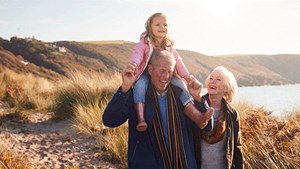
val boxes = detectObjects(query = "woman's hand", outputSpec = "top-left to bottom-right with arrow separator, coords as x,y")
187,75 -> 203,101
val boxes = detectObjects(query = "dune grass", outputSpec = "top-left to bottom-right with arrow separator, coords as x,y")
97,124 -> 128,169
0,69 -> 54,111
0,69 -> 55,124
51,71 -> 121,134
236,101 -> 300,169
1,70 -> 299,169
0,145 -> 30,169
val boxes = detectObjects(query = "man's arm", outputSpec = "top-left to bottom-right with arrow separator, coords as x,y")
102,88 -> 131,127
102,63 -> 137,127
121,62 -> 138,92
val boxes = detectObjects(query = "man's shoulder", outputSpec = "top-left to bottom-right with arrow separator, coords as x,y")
170,84 -> 183,99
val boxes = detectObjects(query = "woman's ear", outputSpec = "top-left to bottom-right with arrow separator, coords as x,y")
224,85 -> 231,95
223,86 -> 228,93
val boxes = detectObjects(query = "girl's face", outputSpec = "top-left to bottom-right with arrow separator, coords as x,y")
206,70 -> 227,96
150,15 -> 169,39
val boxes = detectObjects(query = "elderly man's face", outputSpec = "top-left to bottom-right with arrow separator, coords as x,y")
148,58 -> 175,94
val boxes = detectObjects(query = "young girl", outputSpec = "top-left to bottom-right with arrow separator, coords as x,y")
130,12 -> 213,132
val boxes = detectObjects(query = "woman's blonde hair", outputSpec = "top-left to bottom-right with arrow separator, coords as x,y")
205,66 -> 238,102
144,12 -> 174,48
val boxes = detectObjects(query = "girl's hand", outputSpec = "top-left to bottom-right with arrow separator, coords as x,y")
183,75 -> 192,83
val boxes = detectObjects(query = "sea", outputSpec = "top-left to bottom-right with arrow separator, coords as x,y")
202,84 -> 300,118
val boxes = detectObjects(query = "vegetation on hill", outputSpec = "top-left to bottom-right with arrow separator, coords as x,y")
0,69 -> 299,169
1,37 -> 300,86
0,37 -> 116,79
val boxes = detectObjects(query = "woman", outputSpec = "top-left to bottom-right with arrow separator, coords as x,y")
191,66 -> 244,169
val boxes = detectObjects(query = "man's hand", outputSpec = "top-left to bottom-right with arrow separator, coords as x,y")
121,62 -> 137,92
187,75 -> 203,101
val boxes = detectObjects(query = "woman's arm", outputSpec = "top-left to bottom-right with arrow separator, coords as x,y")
233,109 -> 244,169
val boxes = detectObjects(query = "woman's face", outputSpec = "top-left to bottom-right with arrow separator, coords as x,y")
206,70 -> 227,96
150,15 -> 169,39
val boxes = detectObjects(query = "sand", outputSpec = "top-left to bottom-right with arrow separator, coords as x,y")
0,106 -> 117,169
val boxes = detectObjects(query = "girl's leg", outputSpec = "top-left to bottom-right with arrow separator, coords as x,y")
133,74 -> 149,132
170,76 -> 193,106
171,76 -> 214,130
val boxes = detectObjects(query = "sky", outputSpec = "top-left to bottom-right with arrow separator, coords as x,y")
0,0 -> 299,55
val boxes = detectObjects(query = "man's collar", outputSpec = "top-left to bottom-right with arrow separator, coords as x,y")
156,89 -> 168,97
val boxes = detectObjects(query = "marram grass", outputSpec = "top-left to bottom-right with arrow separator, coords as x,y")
1,70 -> 299,169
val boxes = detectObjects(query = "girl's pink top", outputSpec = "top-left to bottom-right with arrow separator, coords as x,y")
130,36 -> 189,80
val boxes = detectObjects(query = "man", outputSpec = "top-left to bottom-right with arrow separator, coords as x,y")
103,50 -> 213,169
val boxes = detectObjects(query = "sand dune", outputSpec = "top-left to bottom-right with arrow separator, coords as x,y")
0,108 -> 116,169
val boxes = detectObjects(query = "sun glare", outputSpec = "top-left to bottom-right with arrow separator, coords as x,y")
203,0 -> 240,18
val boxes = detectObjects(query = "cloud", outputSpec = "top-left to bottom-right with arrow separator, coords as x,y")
0,20 -> 9,26
0,5 -> 8,9
41,18 -> 64,24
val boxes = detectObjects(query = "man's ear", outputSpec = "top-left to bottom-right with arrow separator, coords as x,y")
148,64 -> 153,76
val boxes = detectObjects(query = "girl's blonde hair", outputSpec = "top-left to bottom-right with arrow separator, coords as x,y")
205,66 -> 238,102
144,12 -> 174,48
